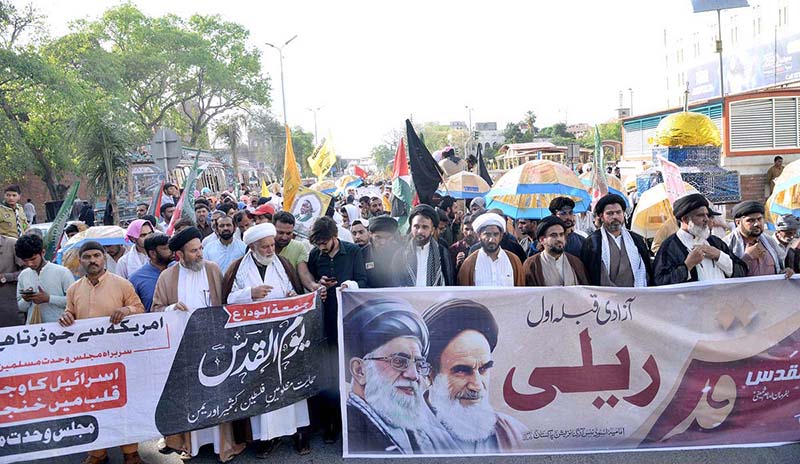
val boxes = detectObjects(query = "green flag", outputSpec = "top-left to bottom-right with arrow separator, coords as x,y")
181,150 -> 202,224
391,138 -> 414,234
590,126 -> 609,209
44,182 -> 80,261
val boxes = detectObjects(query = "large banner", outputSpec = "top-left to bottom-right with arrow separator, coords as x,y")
338,276 -> 800,457
0,294 -> 323,463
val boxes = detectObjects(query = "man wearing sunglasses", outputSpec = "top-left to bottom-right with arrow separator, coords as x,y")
343,298 -> 456,454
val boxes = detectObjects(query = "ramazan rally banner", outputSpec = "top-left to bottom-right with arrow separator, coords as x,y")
0,294 -> 323,463
338,276 -> 800,457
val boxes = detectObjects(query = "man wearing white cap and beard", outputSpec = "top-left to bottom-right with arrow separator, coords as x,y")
457,213 -> 525,286
221,222 -> 312,456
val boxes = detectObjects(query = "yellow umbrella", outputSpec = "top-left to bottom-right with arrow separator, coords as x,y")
310,179 -> 336,194
437,171 -> 491,199
631,182 -> 698,238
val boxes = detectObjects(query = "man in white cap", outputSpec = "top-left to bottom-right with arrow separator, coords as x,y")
221,222 -> 312,457
457,212 -> 525,286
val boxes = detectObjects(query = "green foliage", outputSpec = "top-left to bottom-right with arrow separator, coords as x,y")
578,121 -> 622,148
290,125 -> 315,177
370,144 -> 394,171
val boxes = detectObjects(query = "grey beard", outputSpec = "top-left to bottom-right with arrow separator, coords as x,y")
183,258 -> 203,272
252,251 -> 275,266
364,358 -> 426,431
428,373 -> 497,442
688,223 -> 711,242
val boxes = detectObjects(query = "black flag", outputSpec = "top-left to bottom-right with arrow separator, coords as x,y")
476,143 -> 493,187
405,119 -> 443,205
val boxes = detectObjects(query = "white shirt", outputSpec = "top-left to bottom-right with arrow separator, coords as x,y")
474,248 -> 515,287
227,253 -> 292,304
17,262 -> 75,324
676,229 -> 733,281
415,242 -> 430,287
116,248 -> 148,280
176,264 -> 210,311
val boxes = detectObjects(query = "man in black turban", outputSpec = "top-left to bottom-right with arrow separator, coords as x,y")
724,200 -> 791,277
421,299 -> 528,453
362,216 -> 400,288
343,298 -> 456,454
653,193 -> 747,285
392,205 -> 455,287
580,194 -> 653,287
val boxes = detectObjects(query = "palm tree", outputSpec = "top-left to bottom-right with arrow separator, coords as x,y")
214,114 -> 247,188
71,105 -> 131,224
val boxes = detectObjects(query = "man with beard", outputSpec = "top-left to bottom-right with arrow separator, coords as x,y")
362,216 -> 399,288
117,219 -> 154,279
653,194 -> 747,285
393,205 -> 455,287
458,213 -> 525,286
343,298 -> 457,454
151,227 -> 245,462
548,197 -> 587,256
351,218 -> 371,247
203,215 -> 247,273
136,202 -> 148,219
359,196 -> 371,220
221,223 -> 311,456
369,197 -> 385,217
466,210 -> 527,264
159,203 -> 175,230
422,299 -> 529,452
524,216 -> 590,286
724,200 -> 791,277
129,233 -> 174,311
774,214 -> 798,263
59,241 -> 146,464
581,194 -> 653,287
195,203 -> 214,238
450,214 -> 477,271
233,209 -> 255,242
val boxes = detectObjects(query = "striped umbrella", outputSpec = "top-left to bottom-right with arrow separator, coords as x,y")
579,171 -> 630,208
485,160 -> 590,219
631,182 -> 698,238
310,179 -> 337,194
437,171 -> 491,199
335,174 -> 363,194
768,159 -> 800,221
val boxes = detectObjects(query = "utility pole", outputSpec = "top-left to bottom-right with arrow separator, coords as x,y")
265,35 -> 298,127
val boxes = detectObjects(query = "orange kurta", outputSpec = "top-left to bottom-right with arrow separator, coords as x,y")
66,271 -> 144,320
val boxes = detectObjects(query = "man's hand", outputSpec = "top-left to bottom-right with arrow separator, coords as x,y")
316,285 -> 328,302
745,242 -> 765,260
287,290 -> 297,297
59,311 -> 75,327
174,301 -> 189,312
699,245 -> 721,261
319,276 -> 337,288
685,247 -> 705,269
109,307 -> 130,324
456,252 -> 466,267
251,285 -> 273,300
24,287 -> 50,304
784,268 -> 795,279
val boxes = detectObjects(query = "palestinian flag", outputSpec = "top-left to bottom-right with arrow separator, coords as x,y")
391,138 -> 414,233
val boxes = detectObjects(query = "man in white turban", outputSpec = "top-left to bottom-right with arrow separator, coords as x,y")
457,213 -> 524,286
220,222 -> 312,456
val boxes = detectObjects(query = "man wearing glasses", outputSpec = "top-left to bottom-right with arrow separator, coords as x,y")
548,197 -> 587,257
343,298 -> 457,454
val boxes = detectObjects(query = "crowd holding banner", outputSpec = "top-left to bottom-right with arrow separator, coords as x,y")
1,118 -> 800,463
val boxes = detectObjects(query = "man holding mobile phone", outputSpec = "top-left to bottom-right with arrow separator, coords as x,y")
306,216 -> 368,444
15,234 -> 74,324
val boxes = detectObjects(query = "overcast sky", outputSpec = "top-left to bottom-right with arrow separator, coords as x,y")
29,0 -> 704,157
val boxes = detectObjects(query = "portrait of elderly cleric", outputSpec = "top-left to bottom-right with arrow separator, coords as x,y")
422,299 -> 529,453
343,298 -> 457,454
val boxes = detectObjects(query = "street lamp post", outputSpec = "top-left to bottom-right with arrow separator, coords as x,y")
465,105 -> 474,157
265,35 -> 298,127
306,106 -> 324,146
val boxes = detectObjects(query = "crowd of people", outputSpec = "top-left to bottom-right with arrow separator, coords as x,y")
1,170 -> 799,462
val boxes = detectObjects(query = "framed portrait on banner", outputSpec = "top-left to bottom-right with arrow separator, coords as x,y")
290,187 -> 332,239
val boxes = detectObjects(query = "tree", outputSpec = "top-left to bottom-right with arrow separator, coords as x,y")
0,2 -> 77,199
578,121 -> 622,148
70,102 -> 132,224
503,122 -> 527,144
290,126 -> 315,177
370,144 -> 394,171
213,113 -> 247,187
180,15 -> 270,146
